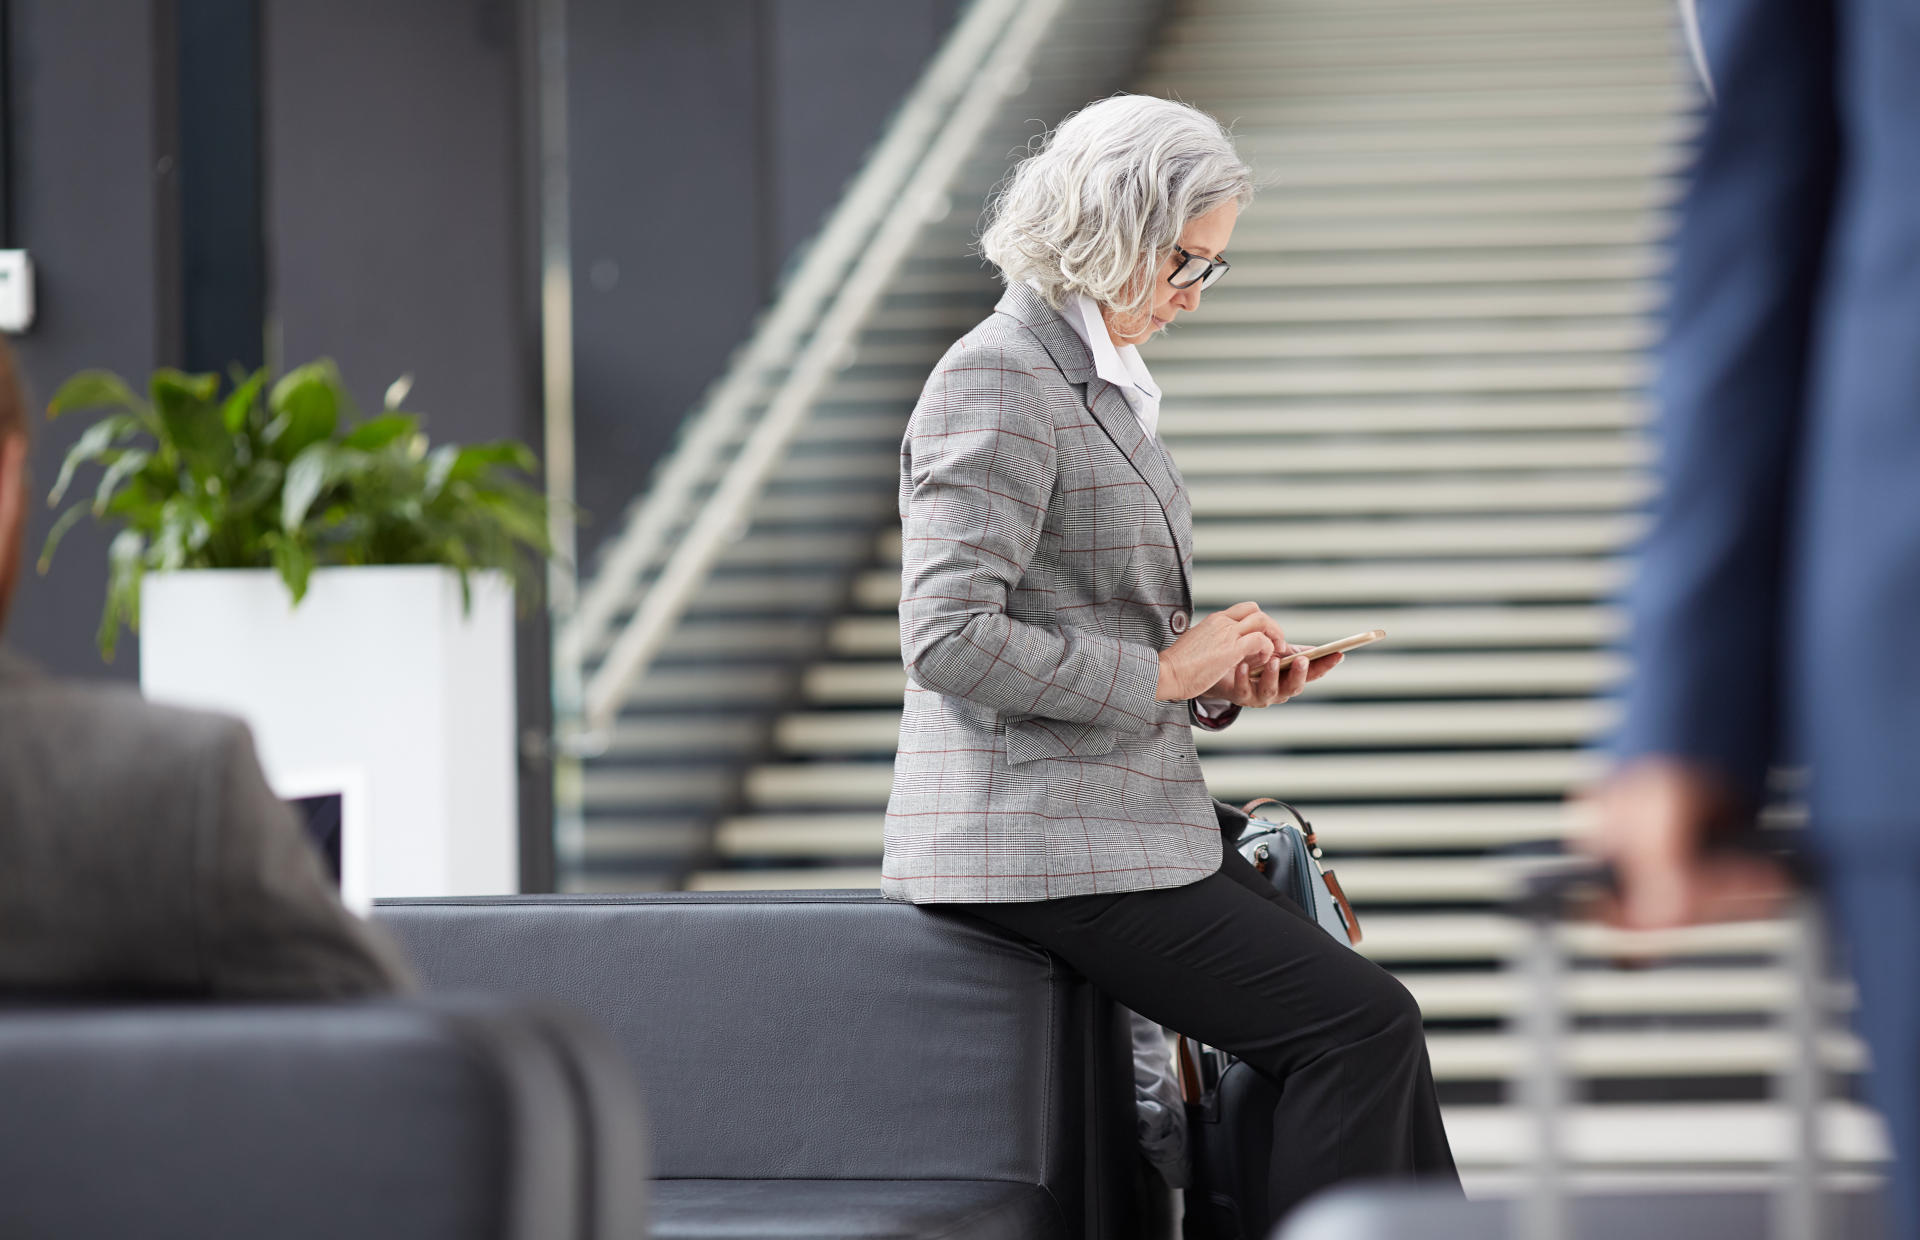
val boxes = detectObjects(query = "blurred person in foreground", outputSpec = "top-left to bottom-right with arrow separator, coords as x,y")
0,338 -> 409,997
1584,0 -> 1920,1231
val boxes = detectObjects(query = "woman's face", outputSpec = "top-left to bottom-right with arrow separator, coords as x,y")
1101,197 -> 1240,348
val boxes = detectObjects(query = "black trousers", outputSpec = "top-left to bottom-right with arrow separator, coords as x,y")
954,820 -> 1461,1226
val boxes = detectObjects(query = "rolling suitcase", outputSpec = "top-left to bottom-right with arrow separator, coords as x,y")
1274,861 -> 1886,1240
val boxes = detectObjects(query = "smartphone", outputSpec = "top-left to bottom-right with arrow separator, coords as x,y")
1272,628 -> 1385,668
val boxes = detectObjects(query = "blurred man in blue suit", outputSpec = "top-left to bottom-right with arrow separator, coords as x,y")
1587,0 -> 1920,1230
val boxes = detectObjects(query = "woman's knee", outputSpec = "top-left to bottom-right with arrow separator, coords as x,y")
1347,963 -> 1427,1052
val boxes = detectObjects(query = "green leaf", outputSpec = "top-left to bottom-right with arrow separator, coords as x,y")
151,495 -> 212,571
225,458 -> 284,517
47,371 -> 144,419
151,369 -> 235,481
48,413 -> 141,506
342,412 -> 419,452
265,360 -> 342,460
37,503 -> 89,574
92,448 -> 152,515
281,443 -> 333,532
150,368 -> 219,404
424,440 -> 537,500
270,535 -> 315,604
98,528 -> 147,661
221,369 -> 267,434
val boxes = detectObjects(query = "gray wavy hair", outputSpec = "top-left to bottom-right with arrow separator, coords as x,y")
978,94 -> 1253,322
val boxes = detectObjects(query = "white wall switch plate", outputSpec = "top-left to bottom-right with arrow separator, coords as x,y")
0,251 -> 35,333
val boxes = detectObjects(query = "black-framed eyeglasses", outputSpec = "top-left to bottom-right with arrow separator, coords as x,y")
1168,245 -> 1230,290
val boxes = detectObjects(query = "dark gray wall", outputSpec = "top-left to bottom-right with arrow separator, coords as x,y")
3,0 -> 170,681
765,0 -> 966,270
260,0 -> 551,888
263,0 -> 529,435
567,0 -> 961,560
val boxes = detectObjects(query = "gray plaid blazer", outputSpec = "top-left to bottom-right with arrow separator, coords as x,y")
882,281 -> 1241,904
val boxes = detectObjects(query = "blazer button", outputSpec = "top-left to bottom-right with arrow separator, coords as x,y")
1170,609 -> 1189,634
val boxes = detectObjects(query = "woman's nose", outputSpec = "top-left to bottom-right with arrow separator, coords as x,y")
1174,284 -> 1202,312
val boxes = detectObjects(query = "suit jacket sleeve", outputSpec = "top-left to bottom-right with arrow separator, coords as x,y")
898,345 -> 1163,734
1613,0 -> 1838,807
199,721 -> 415,998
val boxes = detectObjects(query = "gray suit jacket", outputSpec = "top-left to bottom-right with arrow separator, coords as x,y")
0,648 -> 411,997
883,281 -> 1238,904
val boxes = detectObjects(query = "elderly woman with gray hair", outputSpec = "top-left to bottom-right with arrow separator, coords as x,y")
881,95 -> 1459,1224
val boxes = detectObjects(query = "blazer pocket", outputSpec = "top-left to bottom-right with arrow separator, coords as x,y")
1004,716 -> 1123,767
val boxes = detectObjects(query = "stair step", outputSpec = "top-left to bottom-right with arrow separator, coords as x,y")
1151,359 -> 1652,397
828,605 -> 1627,657
806,650 -> 1628,706
1150,321 -> 1660,359
1175,88 -> 1691,130
1145,62 -> 1687,97
881,515 -> 1647,562
1407,968 -> 1836,1020
878,286 -> 1661,329
1155,34 -> 1677,76
716,802 -> 1580,857
1426,1029 -> 1865,1082
775,699 -> 1618,756
744,748 -> 1602,808
1158,399 -> 1650,437
855,321 -> 1660,368
862,559 -> 1631,612
1186,474 -> 1654,516
1444,1103 -> 1886,1171
1157,35 -> 1677,74
901,251 -> 1665,296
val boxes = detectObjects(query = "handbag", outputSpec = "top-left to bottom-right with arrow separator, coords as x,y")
1229,796 -> 1361,947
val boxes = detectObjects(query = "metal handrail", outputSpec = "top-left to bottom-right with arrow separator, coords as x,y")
555,0 -> 1024,681
566,0 -> 1067,740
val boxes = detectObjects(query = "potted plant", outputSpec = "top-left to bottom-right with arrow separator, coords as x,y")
40,361 -> 552,900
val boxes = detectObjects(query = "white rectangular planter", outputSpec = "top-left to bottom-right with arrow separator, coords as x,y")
139,565 -> 519,900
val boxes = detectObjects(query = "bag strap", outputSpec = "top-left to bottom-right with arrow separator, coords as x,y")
1175,1035 -> 1205,1104
1240,796 -> 1318,851
1321,868 -> 1363,945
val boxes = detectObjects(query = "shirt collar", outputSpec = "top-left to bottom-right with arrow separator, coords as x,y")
1027,281 -> 1161,438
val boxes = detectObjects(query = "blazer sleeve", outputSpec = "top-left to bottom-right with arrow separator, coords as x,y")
198,720 -> 415,998
1612,0 -> 1838,808
898,344 -> 1162,734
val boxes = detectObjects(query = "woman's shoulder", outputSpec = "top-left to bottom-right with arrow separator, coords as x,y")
917,307 -> 1068,402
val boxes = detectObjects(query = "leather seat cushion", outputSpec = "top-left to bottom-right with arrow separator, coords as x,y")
648,1179 -> 1065,1240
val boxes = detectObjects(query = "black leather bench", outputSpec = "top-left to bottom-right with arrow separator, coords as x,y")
0,997 -> 647,1239
376,891 -> 1154,1240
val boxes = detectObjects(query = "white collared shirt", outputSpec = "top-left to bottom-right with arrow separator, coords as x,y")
1029,282 -> 1163,440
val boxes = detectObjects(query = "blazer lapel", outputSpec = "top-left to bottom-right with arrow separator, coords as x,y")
994,283 -> 1195,599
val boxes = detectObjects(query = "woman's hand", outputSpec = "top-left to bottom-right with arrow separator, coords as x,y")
1155,601 -> 1280,701
1205,643 -> 1345,708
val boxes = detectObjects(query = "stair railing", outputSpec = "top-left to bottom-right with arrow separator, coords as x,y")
557,0 -> 1066,744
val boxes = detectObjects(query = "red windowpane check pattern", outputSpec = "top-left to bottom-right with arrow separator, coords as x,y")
883,282 -> 1241,904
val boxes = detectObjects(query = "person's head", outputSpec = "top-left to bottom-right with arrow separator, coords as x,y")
979,94 -> 1252,347
0,337 -> 28,634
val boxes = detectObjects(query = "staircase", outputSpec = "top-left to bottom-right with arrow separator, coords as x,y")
570,0 -> 1886,1197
